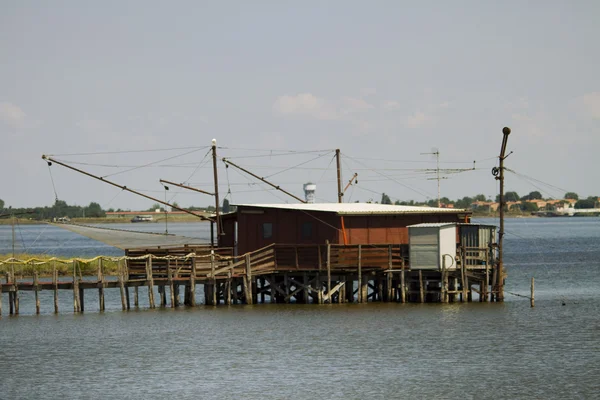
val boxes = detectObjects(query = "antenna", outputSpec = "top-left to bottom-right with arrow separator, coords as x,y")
421,148 -> 442,207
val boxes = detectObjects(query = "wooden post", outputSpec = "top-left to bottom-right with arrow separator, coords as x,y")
361,274 -> 368,304
98,258 -> 105,312
168,267 -> 175,308
418,270 -> 424,303
400,261 -> 406,304
227,270 -> 232,305
232,277 -> 239,304
147,256 -> 155,309
316,273 -> 323,304
79,285 -> 85,312
73,261 -> 79,313
357,245 -> 362,303
0,275 -> 2,316
211,251 -> 217,306
326,241 -> 331,304
461,248 -> 469,302
245,253 -> 253,305
302,273 -> 309,304
34,268 -> 40,314
284,273 -> 290,303
189,256 -> 196,306
387,245 -> 393,302
530,277 -> 535,308
318,245 -> 322,271
53,261 -> 59,313
12,263 -> 19,315
134,286 -> 139,307
118,260 -> 127,311
6,273 -> 13,315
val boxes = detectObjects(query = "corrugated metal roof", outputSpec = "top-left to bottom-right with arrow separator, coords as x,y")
233,203 -> 470,215
408,223 -> 457,228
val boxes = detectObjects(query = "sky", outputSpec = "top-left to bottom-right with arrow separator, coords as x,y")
1,1 -> 599,211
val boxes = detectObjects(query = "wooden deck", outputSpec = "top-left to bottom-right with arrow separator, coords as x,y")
0,242 -> 500,315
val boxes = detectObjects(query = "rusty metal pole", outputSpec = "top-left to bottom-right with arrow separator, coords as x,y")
335,149 -> 343,203
212,139 -> 222,239
496,127 -> 511,302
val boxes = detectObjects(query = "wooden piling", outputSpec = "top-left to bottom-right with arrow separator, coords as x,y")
400,262 -> 406,303
530,277 -> 535,308
53,261 -> 59,313
98,258 -> 105,312
12,263 -> 19,315
34,269 -> 40,314
211,251 -> 217,306
146,256 -> 155,309
244,253 -> 253,305
168,267 -> 175,308
118,261 -> 127,311
79,285 -> 85,312
134,286 -> 139,307
6,273 -> 13,315
357,245 -> 362,303
189,256 -> 196,307
0,276 -> 2,316
461,248 -> 468,302
72,261 -> 80,313
418,270 -> 424,303
326,241 -> 331,304
284,273 -> 290,303
227,270 -> 232,305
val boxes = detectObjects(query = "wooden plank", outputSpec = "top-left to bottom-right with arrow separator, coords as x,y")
322,281 -> 345,302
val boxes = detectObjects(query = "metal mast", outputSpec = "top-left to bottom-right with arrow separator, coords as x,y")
495,126 -> 511,302
211,139 -> 222,237
335,149 -> 342,203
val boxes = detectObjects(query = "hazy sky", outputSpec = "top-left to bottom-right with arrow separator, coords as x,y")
1,1 -> 598,210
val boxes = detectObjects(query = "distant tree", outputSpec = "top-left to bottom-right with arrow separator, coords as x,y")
147,203 -> 162,212
171,201 -> 180,209
380,193 -> 392,205
222,198 -> 230,213
496,191 -> 520,202
0,198 -> 4,210
107,208 -> 115,213
454,196 -> 474,209
521,191 -> 543,201
474,194 -> 487,202
440,197 -> 451,206
520,202 -> 539,212
84,202 -> 105,218
575,198 -> 595,209
564,192 -> 579,200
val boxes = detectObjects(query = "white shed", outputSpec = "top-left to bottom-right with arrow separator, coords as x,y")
408,223 -> 457,270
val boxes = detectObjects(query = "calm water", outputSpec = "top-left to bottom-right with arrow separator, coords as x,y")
1,218 -> 599,399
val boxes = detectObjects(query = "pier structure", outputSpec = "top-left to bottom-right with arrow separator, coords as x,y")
0,237 -> 500,315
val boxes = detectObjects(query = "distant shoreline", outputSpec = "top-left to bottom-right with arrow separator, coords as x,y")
3,212 -> 599,226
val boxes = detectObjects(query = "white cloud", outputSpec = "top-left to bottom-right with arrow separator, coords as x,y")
382,100 -> 402,111
580,92 -> 600,119
272,93 -> 338,120
341,97 -> 374,114
0,102 -> 26,128
405,111 -> 430,128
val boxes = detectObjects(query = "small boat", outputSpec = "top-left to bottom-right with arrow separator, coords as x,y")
131,215 -> 153,223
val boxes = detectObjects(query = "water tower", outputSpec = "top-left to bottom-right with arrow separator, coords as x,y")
303,183 -> 316,203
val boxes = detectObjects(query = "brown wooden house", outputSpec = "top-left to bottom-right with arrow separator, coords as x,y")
220,203 -> 471,254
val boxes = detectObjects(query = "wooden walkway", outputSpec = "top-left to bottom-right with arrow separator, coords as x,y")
0,243 -> 500,315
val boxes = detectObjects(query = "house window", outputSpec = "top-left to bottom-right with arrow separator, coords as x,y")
302,222 -> 313,239
262,223 -> 273,239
